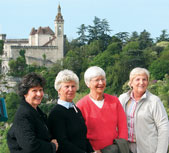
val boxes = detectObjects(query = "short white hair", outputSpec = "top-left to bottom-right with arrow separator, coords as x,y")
128,67 -> 150,88
84,66 -> 106,86
54,69 -> 79,91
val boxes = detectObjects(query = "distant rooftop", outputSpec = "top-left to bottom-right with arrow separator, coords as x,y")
30,26 -> 55,35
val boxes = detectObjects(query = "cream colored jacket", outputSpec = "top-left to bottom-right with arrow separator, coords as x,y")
119,90 -> 169,153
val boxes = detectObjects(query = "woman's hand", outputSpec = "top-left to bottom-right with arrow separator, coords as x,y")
51,139 -> 59,151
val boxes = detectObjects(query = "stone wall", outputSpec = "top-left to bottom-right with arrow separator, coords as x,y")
0,76 -> 20,94
11,46 -> 63,66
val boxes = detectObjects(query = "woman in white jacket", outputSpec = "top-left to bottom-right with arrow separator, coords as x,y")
119,67 -> 169,153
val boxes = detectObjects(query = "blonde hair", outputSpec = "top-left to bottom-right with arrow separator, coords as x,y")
128,67 -> 150,88
54,69 -> 79,91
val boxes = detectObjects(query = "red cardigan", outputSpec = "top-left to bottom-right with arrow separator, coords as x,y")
76,93 -> 128,150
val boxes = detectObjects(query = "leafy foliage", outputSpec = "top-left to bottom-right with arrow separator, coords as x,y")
77,24 -> 88,45
0,126 -> 10,153
138,29 -> 154,49
5,92 -> 21,123
8,50 -> 27,77
0,40 -> 4,55
156,29 -> 169,42
147,48 -> 169,80
148,74 -> 169,118
41,61 -> 63,100
8,56 -> 27,77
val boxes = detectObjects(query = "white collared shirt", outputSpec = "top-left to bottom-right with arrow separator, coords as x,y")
57,99 -> 78,113
58,99 -> 74,109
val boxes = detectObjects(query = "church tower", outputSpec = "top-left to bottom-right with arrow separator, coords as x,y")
54,4 -> 64,58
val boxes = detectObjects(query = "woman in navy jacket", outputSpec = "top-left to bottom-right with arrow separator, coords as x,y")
7,72 -> 58,153
48,69 -> 93,153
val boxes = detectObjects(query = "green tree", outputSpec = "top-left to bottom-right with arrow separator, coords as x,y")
156,41 -> 169,48
8,56 -> 27,77
98,19 -> 112,50
0,126 -> 10,153
105,61 -> 130,95
125,49 -> 146,68
151,45 -> 164,56
63,49 -> 83,76
0,59 -> 2,74
77,24 -> 88,45
123,41 -> 139,52
156,29 -> 169,42
138,30 -> 153,49
129,31 -> 139,41
115,32 -> 129,44
5,92 -> 21,123
84,40 -> 103,56
106,42 -> 122,55
89,51 -> 114,70
19,49 -> 26,58
88,16 -> 102,41
88,16 -> 111,44
89,42 -> 122,70
149,59 -> 169,80
160,49 -> 169,60
122,41 -> 146,69
42,53 -> 46,66
100,19 -> 111,36
8,50 -> 27,77
0,40 -> 4,55
143,48 -> 158,67
42,61 -> 63,100
148,74 -> 169,117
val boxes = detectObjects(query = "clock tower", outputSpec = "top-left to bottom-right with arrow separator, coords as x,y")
55,4 -> 64,58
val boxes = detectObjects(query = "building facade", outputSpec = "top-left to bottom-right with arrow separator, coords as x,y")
0,4 -> 64,74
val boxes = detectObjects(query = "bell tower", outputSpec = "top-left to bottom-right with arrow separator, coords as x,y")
54,4 -> 64,58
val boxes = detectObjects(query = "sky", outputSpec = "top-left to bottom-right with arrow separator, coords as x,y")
0,0 -> 169,41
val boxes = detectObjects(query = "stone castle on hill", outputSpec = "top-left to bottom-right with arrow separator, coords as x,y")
0,4 -> 64,74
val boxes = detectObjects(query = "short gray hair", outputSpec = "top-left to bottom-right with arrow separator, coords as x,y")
84,66 -> 106,86
128,67 -> 150,88
54,69 -> 79,91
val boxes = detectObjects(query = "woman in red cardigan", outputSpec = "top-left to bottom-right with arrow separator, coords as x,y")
76,66 -> 128,153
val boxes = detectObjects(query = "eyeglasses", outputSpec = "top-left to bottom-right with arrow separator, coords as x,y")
91,78 -> 106,83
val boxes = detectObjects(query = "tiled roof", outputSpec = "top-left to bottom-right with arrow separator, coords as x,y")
30,26 -> 54,35
30,27 -> 37,35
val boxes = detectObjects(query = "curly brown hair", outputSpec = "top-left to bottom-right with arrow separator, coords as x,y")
18,72 -> 46,99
